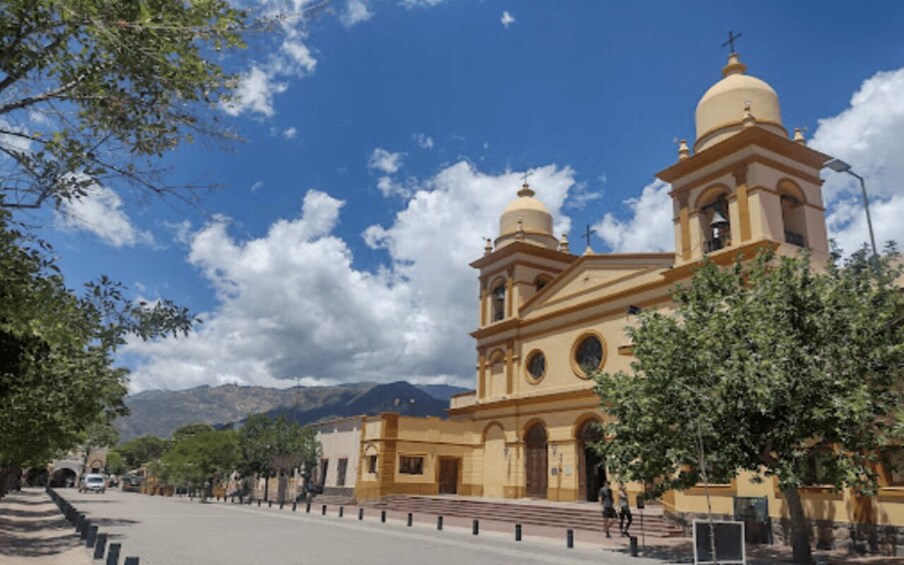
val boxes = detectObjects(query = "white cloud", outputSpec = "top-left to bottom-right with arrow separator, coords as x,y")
283,127 -> 298,139
400,0 -> 443,7
251,180 -> 265,192
501,11 -> 515,28
376,176 -> 415,199
412,133 -> 434,150
594,179 -> 673,253
368,147 -> 405,174
810,67 -> 904,253
125,162 -> 576,391
341,0 -> 373,26
222,66 -> 288,117
56,183 -> 154,248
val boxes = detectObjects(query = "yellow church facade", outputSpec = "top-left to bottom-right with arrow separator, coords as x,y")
354,51 -> 904,553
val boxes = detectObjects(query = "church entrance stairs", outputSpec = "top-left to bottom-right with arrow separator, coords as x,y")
369,495 -> 685,538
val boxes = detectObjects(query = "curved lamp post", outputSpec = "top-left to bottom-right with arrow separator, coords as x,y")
823,158 -> 879,257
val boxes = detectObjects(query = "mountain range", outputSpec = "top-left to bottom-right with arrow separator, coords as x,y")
115,381 -> 469,442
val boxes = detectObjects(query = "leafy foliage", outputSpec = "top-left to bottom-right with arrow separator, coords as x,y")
0,0 -> 247,210
113,434 -> 170,470
594,248 -> 904,561
238,414 -> 320,478
155,427 -> 238,491
0,208 -> 195,475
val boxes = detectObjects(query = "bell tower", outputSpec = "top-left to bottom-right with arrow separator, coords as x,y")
657,51 -> 831,266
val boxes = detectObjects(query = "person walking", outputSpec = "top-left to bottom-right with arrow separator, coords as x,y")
599,481 -> 616,538
618,483 -> 633,536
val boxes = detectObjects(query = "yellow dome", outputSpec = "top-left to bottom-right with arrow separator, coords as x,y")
694,53 -> 787,152
495,183 -> 559,250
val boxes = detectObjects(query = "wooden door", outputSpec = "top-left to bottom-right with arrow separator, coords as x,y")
524,424 -> 548,498
438,458 -> 459,494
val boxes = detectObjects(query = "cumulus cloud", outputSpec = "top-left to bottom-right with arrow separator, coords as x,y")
810,67 -> 904,253
283,127 -> 298,139
341,0 -> 373,26
368,148 -> 405,174
501,11 -> 515,28
222,65 -> 288,117
125,162 -> 576,391
400,0 -> 443,7
594,179 -> 673,253
56,183 -> 154,248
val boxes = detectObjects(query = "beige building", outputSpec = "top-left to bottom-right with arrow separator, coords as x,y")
353,51 -> 904,553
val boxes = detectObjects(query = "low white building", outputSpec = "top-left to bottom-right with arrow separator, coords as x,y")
314,416 -> 362,497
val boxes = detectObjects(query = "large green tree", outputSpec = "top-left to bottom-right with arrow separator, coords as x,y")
595,249 -> 904,563
113,434 -> 170,470
238,414 -> 320,498
0,209 -> 194,491
155,427 -> 238,497
0,0 -> 246,211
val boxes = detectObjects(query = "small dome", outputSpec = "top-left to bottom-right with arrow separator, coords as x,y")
495,183 -> 559,250
694,53 -> 786,152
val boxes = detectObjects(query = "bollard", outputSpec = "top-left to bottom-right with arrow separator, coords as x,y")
292,501 -> 297,512
86,525 -> 98,547
106,543 -> 121,565
567,529 -> 574,549
437,516 -> 443,531
124,558 -> 139,565
280,501 -> 284,510
268,500 -> 272,508
76,513 -> 85,533
515,523 -> 522,541
80,519 -> 91,539
339,506 -> 344,518
381,510 -> 386,523
257,499 -> 261,507
306,502 -> 311,513
472,519 -> 479,535
407,512 -> 412,527
231,496 -> 235,504
94,533 -> 108,559
358,508 -> 364,520
629,536 -> 639,557
239,495 -> 243,504
322,504 -> 327,516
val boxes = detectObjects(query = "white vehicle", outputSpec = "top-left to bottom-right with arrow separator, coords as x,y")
79,473 -> 106,494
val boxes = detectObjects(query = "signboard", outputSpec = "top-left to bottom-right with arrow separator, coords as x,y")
693,520 -> 746,565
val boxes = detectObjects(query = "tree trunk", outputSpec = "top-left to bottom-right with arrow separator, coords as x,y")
782,486 -> 814,564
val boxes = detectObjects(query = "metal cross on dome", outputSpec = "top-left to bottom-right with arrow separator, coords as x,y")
521,171 -> 532,185
722,30 -> 743,53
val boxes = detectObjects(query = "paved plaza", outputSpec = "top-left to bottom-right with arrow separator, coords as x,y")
49,488 -> 663,565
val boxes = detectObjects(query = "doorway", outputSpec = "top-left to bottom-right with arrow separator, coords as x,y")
438,458 -> 459,494
524,423 -> 548,498
578,419 -> 606,501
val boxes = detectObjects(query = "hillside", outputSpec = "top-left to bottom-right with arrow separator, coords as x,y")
115,382 -> 468,441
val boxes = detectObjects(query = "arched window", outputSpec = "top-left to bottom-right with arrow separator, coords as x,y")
778,180 -> 807,247
492,282 -> 506,321
700,193 -> 731,252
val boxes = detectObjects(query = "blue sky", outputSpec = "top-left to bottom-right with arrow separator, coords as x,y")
25,1 -> 904,391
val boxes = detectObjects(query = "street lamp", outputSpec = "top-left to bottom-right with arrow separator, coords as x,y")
823,158 -> 879,257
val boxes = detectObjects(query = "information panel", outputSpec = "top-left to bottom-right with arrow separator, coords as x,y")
693,519 -> 746,565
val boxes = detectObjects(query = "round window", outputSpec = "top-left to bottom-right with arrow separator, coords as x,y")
573,334 -> 604,376
526,350 -> 546,382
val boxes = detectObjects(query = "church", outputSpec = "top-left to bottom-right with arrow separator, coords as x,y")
351,49 -> 904,551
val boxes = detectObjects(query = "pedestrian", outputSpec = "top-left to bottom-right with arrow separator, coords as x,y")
618,483 -> 633,536
599,480 -> 616,538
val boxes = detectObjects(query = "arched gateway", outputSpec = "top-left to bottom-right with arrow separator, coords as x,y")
577,419 -> 606,501
524,423 -> 548,498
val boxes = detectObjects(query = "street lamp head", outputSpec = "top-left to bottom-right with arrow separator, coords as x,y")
824,158 -> 851,173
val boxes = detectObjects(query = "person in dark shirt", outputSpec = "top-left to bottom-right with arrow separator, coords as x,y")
599,481 -> 616,538
618,483 -> 633,536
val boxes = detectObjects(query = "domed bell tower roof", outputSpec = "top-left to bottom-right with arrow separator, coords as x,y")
694,51 -> 787,153
495,182 -> 560,250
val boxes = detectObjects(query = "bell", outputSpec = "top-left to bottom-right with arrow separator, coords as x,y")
710,210 -> 729,229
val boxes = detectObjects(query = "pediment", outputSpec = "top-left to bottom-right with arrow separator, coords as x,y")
520,253 -> 673,318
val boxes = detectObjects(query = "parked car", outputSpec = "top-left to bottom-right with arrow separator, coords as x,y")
79,474 -> 106,494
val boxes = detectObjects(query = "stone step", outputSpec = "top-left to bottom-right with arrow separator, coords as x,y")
371,495 -> 684,537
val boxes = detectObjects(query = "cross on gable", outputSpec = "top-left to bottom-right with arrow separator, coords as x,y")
722,30 -> 742,53
583,224 -> 595,249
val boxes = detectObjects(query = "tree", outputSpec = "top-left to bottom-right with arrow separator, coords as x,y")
156,428 -> 238,497
114,434 -> 170,470
238,414 -> 320,500
171,422 -> 215,443
594,249 -> 904,563
78,418 -> 119,476
104,450 -> 126,476
0,0 -> 247,211
0,208 -> 194,491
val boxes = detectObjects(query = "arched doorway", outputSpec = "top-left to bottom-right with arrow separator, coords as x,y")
577,419 -> 606,501
51,468 -> 77,488
524,423 -> 548,499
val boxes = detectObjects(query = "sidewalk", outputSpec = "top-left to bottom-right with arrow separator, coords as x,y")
0,488 -> 92,565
